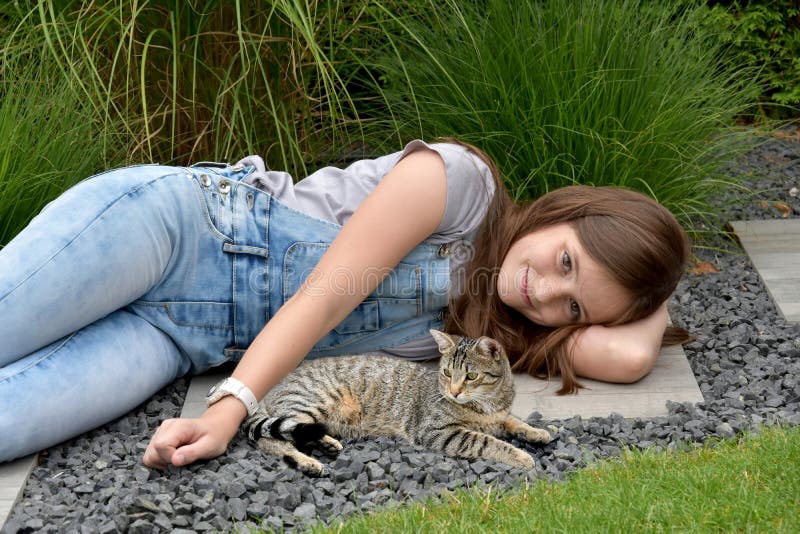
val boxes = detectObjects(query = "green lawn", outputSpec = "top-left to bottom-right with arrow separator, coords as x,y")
302,425 -> 800,533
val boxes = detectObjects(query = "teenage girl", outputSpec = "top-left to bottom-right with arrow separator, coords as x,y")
0,140 -> 688,465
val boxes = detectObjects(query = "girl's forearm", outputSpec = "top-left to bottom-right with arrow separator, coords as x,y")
232,290 -> 338,399
203,287 -> 346,428
568,301 -> 668,383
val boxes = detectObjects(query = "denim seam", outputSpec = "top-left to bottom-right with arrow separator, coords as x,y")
0,334 -> 75,384
415,266 -> 422,316
271,196 -> 345,231
231,236 -> 239,348
264,195 -> 271,325
309,314 -> 441,354
282,242 -> 326,299
130,300 -> 234,330
334,301 -> 379,335
1,174 -> 176,303
186,174 -> 233,243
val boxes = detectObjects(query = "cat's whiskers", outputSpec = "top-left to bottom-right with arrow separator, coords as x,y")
463,392 -> 501,413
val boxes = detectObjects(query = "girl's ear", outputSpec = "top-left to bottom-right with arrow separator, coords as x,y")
475,336 -> 506,361
429,329 -> 457,354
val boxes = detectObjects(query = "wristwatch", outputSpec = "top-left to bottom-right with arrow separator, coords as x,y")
206,377 -> 259,417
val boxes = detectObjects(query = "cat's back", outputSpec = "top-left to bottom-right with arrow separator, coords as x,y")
263,354 -> 438,438
266,354 -> 435,402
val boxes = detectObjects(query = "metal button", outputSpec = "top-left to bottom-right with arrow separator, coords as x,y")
200,174 -> 212,187
437,244 -> 450,257
218,179 -> 231,194
246,192 -> 255,210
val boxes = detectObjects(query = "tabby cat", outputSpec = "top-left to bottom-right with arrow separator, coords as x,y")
241,329 -> 551,476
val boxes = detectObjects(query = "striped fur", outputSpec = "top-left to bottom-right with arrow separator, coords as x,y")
242,330 -> 550,476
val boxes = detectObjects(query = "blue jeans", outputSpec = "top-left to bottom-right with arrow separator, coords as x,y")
0,163 -> 447,462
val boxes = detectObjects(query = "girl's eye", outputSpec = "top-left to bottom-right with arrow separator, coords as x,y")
569,298 -> 581,320
561,251 -> 572,272
466,372 -> 478,380
442,369 -> 452,377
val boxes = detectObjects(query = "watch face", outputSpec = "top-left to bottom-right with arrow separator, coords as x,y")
206,381 -> 222,399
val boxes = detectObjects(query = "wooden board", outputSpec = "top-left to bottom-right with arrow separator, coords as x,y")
0,455 -> 37,529
180,373 -> 222,419
729,219 -> 800,322
181,344 -> 702,422
509,344 -> 702,420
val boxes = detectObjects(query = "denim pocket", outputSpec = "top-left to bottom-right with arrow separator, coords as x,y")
282,242 -> 421,349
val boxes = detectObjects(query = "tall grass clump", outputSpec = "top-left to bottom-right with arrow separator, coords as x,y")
368,0 -> 763,233
0,59 -> 121,247
8,0 -> 392,175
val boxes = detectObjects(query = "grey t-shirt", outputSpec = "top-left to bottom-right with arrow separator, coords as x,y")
236,140 -> 495,359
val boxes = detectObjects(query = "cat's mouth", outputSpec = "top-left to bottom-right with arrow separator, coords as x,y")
447,392 -> 472,405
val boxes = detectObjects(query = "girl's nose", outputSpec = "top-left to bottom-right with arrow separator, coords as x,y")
534,275 -> 563,304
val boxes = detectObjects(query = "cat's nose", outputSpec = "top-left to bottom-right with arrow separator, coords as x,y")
449,385 -> 462,397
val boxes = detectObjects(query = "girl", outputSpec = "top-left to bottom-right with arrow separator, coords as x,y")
0,140 -> 688,465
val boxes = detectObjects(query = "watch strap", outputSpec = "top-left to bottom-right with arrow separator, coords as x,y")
206,377 -> 259,417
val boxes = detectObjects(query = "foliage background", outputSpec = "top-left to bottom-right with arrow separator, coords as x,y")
708,0 -> 800,116
0,0 -> 781,246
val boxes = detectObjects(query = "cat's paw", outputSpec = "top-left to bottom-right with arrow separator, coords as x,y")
511,450 -> 536,471
284,453 -> 328,477
316,435 -> 343,457
523,427 -> 551,444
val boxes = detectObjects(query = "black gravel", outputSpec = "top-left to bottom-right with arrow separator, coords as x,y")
3,129 -> 800,534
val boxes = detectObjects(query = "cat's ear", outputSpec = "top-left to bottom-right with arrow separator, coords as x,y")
429,329 -> 457,354
476,336 -> 506,361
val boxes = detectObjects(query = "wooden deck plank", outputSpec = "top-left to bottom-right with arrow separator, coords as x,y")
182,342 -> 701,423
180,373 -> 223,419
744,252 -> 800,276
0,455 -> 37,529
729,218 -> 800,238
729,236 -> 800,253
509,344 -> 702,420
756,278 -> 800,301
729,219 -> 800,323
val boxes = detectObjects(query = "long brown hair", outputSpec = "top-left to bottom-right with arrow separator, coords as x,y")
442,139 -> 691,394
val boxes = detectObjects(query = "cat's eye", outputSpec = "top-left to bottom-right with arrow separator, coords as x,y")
442,369 -> 452,377
466,372 -> 478,380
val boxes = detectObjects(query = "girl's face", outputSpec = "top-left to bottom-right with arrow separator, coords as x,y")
497,223 -> 633,327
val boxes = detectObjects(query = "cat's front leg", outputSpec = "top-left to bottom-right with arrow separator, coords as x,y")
311,435 -> 343,457
433,429 -> 536,471
256,437 -> 329,477
503,415 -> 551,444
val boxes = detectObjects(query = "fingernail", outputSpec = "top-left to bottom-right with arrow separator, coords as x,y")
174,453 -> 185,465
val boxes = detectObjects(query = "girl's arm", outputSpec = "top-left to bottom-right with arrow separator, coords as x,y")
144,149 -> 448,468
566,301 -> 668,383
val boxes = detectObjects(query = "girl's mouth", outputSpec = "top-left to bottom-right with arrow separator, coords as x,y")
522,268 -> 533,307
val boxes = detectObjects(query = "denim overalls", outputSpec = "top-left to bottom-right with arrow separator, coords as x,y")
128,163 -> 451,371
0,162 -> 452,461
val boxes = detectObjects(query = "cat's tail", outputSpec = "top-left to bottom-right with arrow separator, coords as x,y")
243,414 -> 328,446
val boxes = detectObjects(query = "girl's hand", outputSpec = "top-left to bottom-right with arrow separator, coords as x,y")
143,397 -> 246,469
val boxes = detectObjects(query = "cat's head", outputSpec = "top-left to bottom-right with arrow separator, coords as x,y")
429,329 -> 514,412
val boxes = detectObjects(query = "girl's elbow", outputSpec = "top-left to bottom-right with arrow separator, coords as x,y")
618,348 -> 658,383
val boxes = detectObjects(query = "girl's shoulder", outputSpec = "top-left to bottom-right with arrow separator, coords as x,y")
401,140 -> 496,242
237,140 -> 496,240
